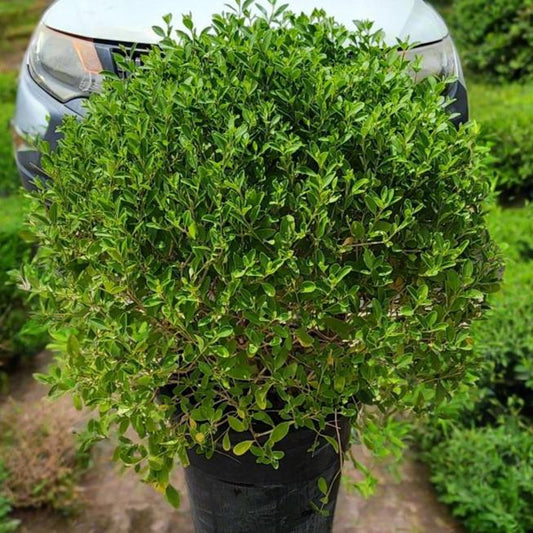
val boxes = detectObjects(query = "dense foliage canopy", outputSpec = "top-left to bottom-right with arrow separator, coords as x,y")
23,2 -> 501,497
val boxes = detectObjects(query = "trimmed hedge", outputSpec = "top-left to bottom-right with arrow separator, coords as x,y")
451,0 -> 533,82
425,421 -> 533,533
471,82 -> 533,200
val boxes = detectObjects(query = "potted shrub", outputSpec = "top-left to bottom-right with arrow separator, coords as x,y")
23,4 -> 502,531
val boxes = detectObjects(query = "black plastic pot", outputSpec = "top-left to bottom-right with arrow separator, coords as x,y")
184,419 -> 350,533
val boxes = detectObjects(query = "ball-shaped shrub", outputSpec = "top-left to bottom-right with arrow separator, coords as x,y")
451,0 -> 533,81
24,6 -> 501,498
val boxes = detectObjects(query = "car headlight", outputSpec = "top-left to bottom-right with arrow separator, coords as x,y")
28,24 -> 103,103
402,35 -> 463,83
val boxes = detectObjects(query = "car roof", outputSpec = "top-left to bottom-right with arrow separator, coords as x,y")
43,0 -> 448,47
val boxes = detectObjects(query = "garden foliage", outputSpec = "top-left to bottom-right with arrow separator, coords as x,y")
0,195 -> 45,373
470,82 -> 533,200
422,205 -> 533,532
426,421 -> 533,533
471,205 -> 533,417
24,3 -> 501,499
0,73 -> 18,196
0,461 -> 19,533
0,399 -> 89,513
451,0 -> 533,81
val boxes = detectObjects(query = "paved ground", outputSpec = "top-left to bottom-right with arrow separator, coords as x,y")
2,352 -> 462,533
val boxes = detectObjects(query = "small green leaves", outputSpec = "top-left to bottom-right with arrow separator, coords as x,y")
233,441 -> 254,456
318,477 -> 328,496
24,0 -> 501,507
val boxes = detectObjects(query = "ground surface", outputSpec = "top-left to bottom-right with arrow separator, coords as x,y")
1,352 -> 463,533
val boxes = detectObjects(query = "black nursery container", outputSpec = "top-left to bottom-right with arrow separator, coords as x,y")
184,419 -> 350,533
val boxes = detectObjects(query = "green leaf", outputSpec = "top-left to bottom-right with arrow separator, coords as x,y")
323,316 -> 351,339
233,441 -> 254,456
73,394 -> 83,411
334,376 -> 346,393
228,416 -> 246,432
165,485 -> 181,508
301,281 -> 316,293
295,328 -> 314,348
262,283 -> 276,297
268,422 -> 291,445
152,25 -> 166,38
67,334 -> 80,357
318,477 -> 328,495
222,432 -> 231,452
217,325 -> 234,338
188,222 -> 197,240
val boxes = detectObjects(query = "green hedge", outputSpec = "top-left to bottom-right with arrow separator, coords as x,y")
451,0 -> 533,82
0,73 -> 18,196
0,460 -> 18,533
0,1 -> 33,43
425,421 -> 533,533
425,205 -> 533,423
421,204 -> 533,531
0,195 -> 44,372
471,82 -> 533,200
470,204 -> 533,417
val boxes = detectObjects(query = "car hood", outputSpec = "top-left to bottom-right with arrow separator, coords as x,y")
42,0 -> 447,47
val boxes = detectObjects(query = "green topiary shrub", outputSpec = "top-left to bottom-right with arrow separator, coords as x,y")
425,420 -> 533,533
470,82 -> 533,201
419,204 -> 533,442
23,5 -> 501,500
451,0 -> 533,81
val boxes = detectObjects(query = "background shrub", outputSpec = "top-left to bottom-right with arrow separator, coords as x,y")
470,83 -> 533,201
0,195 -> 46,373
425,421 -> 533,533
420,204 -> 533,532
0,461 -> 19,533
0,72 -> 18,196
469,204 -> 533,418
451,0 -> 533,81
0,399 -> 89,513
24,6 -> 501,497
